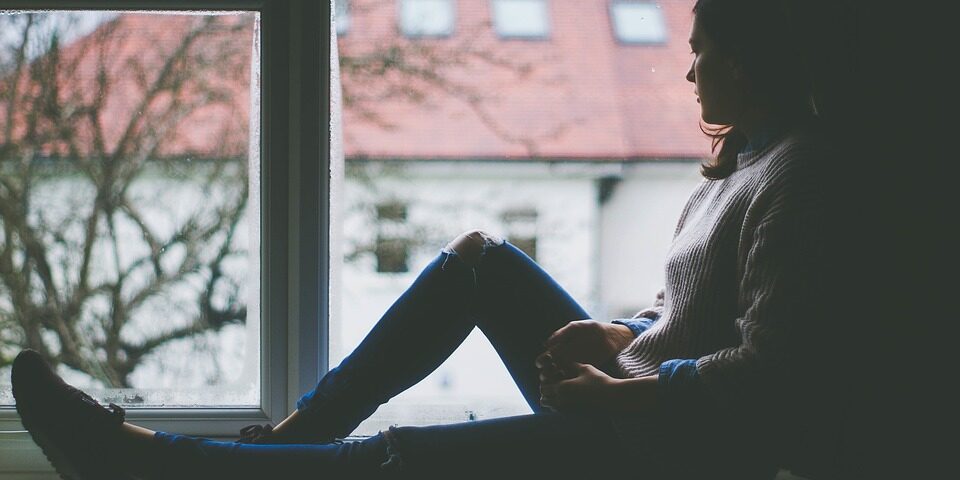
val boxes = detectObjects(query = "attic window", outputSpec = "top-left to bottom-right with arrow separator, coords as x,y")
335,0 -> 350,35
610,1 -> 667,44
492,0 -> 550,39
400,0 -> 455,38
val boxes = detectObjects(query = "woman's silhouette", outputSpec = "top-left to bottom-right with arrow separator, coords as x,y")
11,1 -> 834,478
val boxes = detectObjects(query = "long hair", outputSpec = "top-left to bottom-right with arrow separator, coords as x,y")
693,0 -> 813,179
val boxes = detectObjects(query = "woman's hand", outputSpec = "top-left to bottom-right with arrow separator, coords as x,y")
538,362 -> 616,413
536,320 -> 634,370
539,363 -> 660,414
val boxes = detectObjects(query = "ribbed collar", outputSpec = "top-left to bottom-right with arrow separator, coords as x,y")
736,131 -> 785,170
736,115 -> 816,170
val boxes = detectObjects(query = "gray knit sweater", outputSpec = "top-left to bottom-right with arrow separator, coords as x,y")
614,124 -> 827,408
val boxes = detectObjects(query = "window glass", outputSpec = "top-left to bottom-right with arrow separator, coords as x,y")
332,0 -> 703,435
400,0 -> 455,37
0,10 -> 261,408
610,1 -> 667,44
492,0 -> 550,39
336,0 -> 351,35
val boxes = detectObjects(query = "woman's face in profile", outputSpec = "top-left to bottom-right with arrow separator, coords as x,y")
686,15 -> 744,126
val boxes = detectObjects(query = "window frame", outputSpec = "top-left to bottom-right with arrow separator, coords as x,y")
0,0 -> 330,470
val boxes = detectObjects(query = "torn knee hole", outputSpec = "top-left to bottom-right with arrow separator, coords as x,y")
442,229 -> 504,268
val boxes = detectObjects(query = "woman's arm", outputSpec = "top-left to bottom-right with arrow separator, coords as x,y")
605,375 -> 660,413
695,152 -> 827,409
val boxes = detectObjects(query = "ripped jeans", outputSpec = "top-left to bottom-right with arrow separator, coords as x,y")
151,238 -> 637,478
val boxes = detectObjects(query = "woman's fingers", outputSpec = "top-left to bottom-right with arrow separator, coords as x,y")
536,352 -> 572,383
538,364 -> 563,383
545,320 -> 590,351
534,351 -> 553,369
539,367 -> 565,383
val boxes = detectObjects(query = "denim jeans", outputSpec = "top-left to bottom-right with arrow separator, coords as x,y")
152,241 -> 641,478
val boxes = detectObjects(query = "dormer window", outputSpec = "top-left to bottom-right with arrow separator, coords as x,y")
610,1 -> 667,44
400,0 -> 455,38
335,0 -> 350,35
492,0 -> 550,40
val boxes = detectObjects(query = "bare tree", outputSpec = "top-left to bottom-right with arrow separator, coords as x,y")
0,13 -> 252,387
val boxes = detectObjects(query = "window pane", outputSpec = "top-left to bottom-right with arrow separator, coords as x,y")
611,1 -> 667,44
0,11 -> 260,408
400,0 -> 455,37
332,0 -> 703,434
492,0 -> 550,39
336,0 -> 351,35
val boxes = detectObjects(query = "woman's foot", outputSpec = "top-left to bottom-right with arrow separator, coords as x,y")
11,349 -> 138,479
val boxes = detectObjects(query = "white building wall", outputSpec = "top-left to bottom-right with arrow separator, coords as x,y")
333,162 -> 601,420
599,161 -> 704,318
331,160 -> 703,432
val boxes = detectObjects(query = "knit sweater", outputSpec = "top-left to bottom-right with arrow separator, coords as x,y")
614,122 -> 828,410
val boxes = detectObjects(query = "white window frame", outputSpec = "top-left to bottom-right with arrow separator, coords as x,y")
0,0 -> 330,473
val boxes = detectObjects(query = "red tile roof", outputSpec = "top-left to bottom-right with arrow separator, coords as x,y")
1,2 -> 711,162
338,0 -> 710,160
0,14 -> 254,159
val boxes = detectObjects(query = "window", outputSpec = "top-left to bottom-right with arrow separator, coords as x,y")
0,10 -> 260,408
492,0 -> 550,39
502,208 -> 539,260
610,1 -> 667,44
2,3 -> 329,474
335,0 -> 350,35
332,0 -> 703,437
0,1 -> 716,472
400,0 -> 455,37
375,202 -> 410,273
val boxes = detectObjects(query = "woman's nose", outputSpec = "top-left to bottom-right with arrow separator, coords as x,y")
685,61 -> 695,83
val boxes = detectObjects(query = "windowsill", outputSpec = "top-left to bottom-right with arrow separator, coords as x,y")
0,429 -> 815,480
0,408 -> 251,476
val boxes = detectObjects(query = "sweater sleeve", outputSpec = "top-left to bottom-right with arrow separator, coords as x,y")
658,358 -> 702,400
611,317 -> 656,337
695,155 -> 824,408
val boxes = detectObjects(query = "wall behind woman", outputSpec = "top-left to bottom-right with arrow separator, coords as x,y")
798,0 -> 943,478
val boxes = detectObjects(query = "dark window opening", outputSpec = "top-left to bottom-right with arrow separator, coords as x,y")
375,237 -> 410,273
376,202 -> 410,273
502,208 -> 538,261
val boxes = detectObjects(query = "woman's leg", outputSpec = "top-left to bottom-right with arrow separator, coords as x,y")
151,413 -> 631,479
285,230 -> 591,442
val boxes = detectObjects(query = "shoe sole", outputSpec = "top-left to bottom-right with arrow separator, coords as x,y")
20,415 -> 131,480
22,419 -> 83,480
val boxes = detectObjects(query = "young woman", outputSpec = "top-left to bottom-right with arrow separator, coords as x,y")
11,1 -> 832,478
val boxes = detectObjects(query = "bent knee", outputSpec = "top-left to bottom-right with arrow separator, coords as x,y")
443,229 -> 504,268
